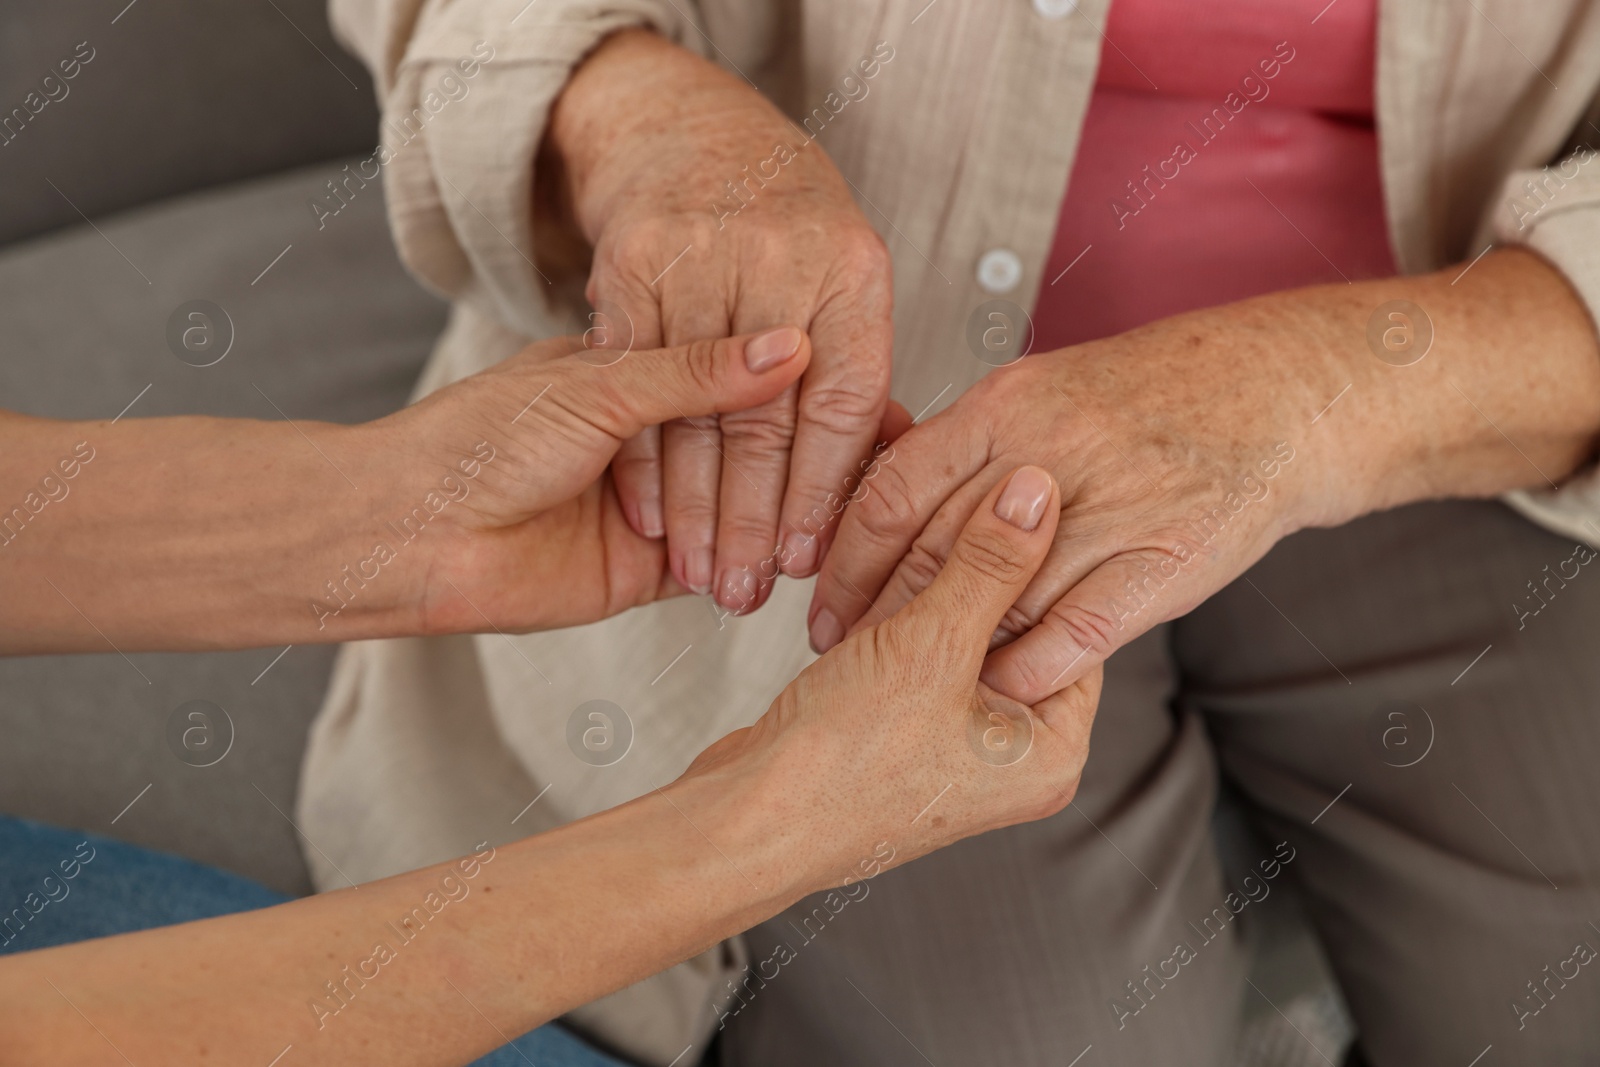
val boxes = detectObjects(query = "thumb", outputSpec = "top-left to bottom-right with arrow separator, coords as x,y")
563,326 -> 811,441
896,466 -> 1060,666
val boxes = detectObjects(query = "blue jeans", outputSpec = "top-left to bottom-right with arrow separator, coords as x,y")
0,816 -> 633,1067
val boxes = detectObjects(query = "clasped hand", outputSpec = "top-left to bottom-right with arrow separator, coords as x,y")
394,326 -> 1099,866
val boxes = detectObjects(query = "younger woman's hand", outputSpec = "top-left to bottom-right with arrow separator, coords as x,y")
0,327 -> 805,654
377,326 -> 811,635
681,467 -> 1103,893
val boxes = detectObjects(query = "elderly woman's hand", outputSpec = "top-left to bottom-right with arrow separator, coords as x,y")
808,314 -> 1314,706
807,251 -> 1600,705
679,466 -> 1102,888
546,29 -> 894,616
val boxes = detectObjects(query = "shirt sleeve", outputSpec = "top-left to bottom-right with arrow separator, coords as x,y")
327,0 -> 701,336
1492,140 -> 1600,547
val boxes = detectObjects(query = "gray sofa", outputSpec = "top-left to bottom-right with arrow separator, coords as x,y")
0,3 -> 1353,1062
0,0 -> 445,896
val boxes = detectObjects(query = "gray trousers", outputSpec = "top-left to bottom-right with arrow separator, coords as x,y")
720,501 -> 1600,1066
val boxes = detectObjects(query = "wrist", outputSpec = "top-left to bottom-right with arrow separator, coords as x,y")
1265,284 -> 1426,531
547,28 -> 795,241
297,418 -> 442,640
669,721 -> 907,903
655,762 -> 816,911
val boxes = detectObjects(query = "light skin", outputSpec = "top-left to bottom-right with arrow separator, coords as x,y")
0,327 -> 817,653
545,27 -> 895,615
546,31 -> 1600,705
0,325 -> 1098,1064
7,26 -> 1595,1066
808,248 -> 1600,701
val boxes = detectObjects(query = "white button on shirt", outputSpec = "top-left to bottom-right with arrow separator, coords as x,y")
1031,0 -> 1077,18
976,248 -> 1024,294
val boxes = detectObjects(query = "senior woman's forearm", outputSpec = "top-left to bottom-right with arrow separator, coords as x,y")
0,412 -> 428,653
0,774 -> 800,1066
1269,248 -> 1600,527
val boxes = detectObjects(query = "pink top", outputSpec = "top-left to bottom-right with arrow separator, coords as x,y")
1031,0 -> 1396,351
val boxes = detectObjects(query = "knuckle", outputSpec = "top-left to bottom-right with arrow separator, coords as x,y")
862,616 -> 914,677
721,406 -> 797,452
993,601 -> 1039,644
663,415 -> 722,455
669,498 -> 719,527
611,449 -> 660,482
680,339 -> 725,397
719,511 -> 778,546
835,227 -> 893,283
851,461 -> 920,543
614,425 -> 662,458
606,216 -> 677,269
1045,600 -> 1120,661
674,414 -> 721,433
951,528 -> 1029,586
799,378 -> 886,435
896,538 -> 947,594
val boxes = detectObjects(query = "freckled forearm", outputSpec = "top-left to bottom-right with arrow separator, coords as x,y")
1130,249 -> 1600,530
1316,249 -> 1600,519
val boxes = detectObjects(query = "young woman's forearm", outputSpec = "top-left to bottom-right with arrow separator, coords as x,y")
0,775 -> 797,1067
0,412 -> 427,653
0,329 -> 816,655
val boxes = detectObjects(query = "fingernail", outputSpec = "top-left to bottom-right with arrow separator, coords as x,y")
780,530 -> 819,576
638,498 -> 664,539
994,466 -> 1052,531
745,327 -> 802,372
717,568 -> 759,612
809,608 -> 844,653
684,548 -> 713,595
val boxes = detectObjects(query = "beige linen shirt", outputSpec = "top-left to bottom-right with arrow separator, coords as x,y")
302,1 -> 1600,1061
